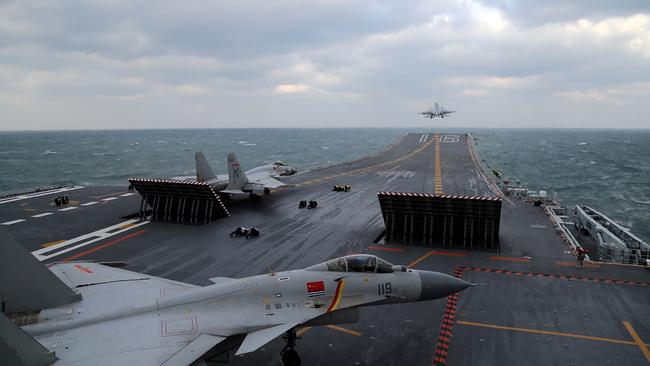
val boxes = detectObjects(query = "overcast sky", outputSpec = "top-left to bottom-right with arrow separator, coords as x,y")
1,0 -> 649,130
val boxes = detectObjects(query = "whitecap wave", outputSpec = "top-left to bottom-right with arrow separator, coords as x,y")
41,150 -> 58,155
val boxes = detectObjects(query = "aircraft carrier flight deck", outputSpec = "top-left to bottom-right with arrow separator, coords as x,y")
2,132 -> 649,365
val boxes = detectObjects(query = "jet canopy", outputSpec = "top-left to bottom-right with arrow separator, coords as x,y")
272,161 -> 286,166
306,254 -> 394,273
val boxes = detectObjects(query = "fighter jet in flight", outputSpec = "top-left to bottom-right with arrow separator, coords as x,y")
419,102 -> 456,119
174,151 -> 297,198
0,231 -> 471,366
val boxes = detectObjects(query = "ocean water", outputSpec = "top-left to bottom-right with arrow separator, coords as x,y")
473,129 -> 650,244
1,128 -> 648,242
0,128 -> 407,193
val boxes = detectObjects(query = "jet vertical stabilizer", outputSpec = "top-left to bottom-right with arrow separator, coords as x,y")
222,152 -> 249,194
195,151 -> 217,182
0,312 -> 57,366
0,230 -> 81,314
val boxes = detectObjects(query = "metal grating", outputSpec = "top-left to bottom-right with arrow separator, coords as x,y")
128,178 -> 230,224
377,191 -> 502,251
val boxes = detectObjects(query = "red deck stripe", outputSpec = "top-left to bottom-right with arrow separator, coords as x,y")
433,266 -> 466,366
367,245 -> 405,252
62,229 -> 147,262
490,256 -> 531,263
430,251 -> 466,257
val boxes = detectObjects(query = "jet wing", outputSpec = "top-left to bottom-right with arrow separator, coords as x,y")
209,277 -> 239,285
247,175 -> 287,189
49,262 -> 198,298
36,263 -> 211,366
169,175 -> 196,182
39,314 -> 224,366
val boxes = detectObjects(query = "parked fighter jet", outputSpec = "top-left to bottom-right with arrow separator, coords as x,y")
174,151 -> 297,198
0,231 -> 471,366
419,102 -> 456,119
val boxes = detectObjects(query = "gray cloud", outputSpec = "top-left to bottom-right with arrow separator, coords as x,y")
1,0 -> 649,129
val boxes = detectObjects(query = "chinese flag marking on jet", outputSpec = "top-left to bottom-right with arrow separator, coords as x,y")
306,281 -> 325,297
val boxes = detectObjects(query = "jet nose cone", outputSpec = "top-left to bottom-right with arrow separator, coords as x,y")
418,270 -> 471,301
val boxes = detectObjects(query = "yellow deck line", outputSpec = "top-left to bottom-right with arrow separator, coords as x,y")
623,321 -> 650,362
296,326 -> 312,337
90,191 -> 129,199
457,320 -> 650,347
288,136 -> 436,189
434,133 -> 443,195
40,239 -> 66,248
408,250 -> 435,268
325,325 -> 362,336
296,324 -> 362,337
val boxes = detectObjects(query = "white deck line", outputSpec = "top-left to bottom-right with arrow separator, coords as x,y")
119,193 -> 135,197
32,219 -> 150,261
58,206 -> 78,212
81,201 -> 99,206
1,219 -> 26,225
0,186 -> 84,205
31,212 -> 54,218
101,197 -> 118,201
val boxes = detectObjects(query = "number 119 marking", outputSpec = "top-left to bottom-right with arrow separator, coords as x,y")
378,282 -> 392,296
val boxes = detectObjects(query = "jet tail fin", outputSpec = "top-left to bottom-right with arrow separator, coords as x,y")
226,153 -> 249,191
195,151 -> 217,182
0,230 -> 81,314
0,312 -> 57,366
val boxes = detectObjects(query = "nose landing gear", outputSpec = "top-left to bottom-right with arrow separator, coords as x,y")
280,328 -> 301,366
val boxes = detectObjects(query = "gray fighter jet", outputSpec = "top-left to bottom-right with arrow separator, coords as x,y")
419,102 -> 456,119
174,151 -> 297,198
0,231 -> 471,366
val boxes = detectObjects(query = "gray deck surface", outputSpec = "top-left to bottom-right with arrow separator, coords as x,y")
2,132 -> 649,365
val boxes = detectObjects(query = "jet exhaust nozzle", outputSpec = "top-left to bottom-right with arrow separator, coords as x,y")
418,270 -> 472,301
